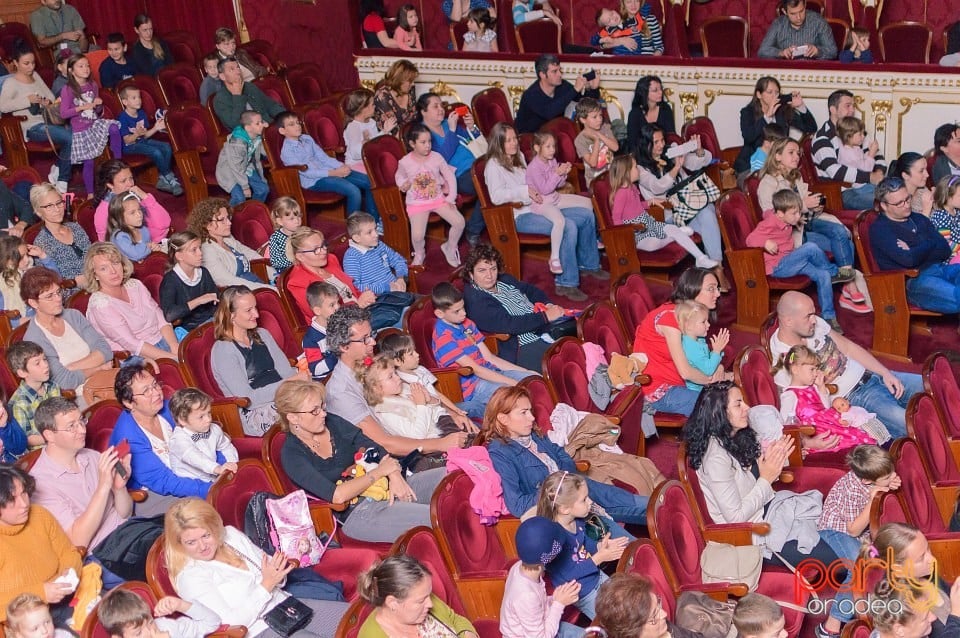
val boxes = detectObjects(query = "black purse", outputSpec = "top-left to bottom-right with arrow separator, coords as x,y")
263,597 -> 314,637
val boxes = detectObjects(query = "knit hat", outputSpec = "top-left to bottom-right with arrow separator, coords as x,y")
515,516 -> 566,566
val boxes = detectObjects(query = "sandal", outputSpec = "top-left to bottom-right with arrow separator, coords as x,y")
549,258 -> 563,274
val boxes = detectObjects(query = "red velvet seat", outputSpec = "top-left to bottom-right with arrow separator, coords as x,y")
610,272 -> 657,338
853,210 -> 942,362
166,104 -> 225,210
0,23 -> 45,66
827,19 -> 850,56
648,481 -> 807,637
302,100 -> 345,158
163,30 -> 202,66
403,297 -> 443,369
733,344 -> 781,409
252,287 -> 301,360
906,393 -> 960,490
717,190 -> 811,333
0,114 -> 60,171
681,116 -> 741,181
179,323 -> 251,438
231,200 -> 274,253
285,63 -> 333,104
797,136 -> 858,225
117,76 -> 170,113
923,351 -> 960,446
471,87 -> 513,138
515,18 -> 562,54
879,21 -> 933,63
253,75 -> 295,110
362,134 -> 420,261
276,267 -> 308,331
84,400 -> 125,452
700,16 -> 749,58
539,117 -> 586,192
158,63 -> 202,105
661,2 -> 691,58
132,251 -> 170,303
240,39 -> 284,74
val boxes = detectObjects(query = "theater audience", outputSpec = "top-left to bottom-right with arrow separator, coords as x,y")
188,197 -> 274,290
373,60 -> 419,131
733,77 -> 816,177
158,231 -> 220,337
890,152 -> 934,217
129,14 -> 172,77
515,54 -> 601,135
757,0 -> 837,60
213,27 -> 267,82
626,75 -> 675,146
93,160 -> 171,243
360,0 -> 398,49
444,0 -> 496,22
932,123 -> 960,185
31,183 -> 91,289
212,58 -> 283,131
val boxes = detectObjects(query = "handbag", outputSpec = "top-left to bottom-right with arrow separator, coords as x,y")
461,128 -> 488,158
675,591 -> 737,638
667,167 -> 722,225
584,513 -> 609,542
263,596 -> 314,637
81,368 -> 119,406
700,540 -> 762,591
265,490 -> 332,568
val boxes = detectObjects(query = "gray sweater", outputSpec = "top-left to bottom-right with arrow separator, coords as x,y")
23,309 -> 113,390
211,328 -> 296,408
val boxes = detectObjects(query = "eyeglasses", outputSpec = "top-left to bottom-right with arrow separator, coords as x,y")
37,289 -> 61,301
884,196 -> 912,208
296,243 -> 328,255
348,334 -> 376,344
132,381 -> 162,397
38,199 -> 66,210
646,596 -> 663,625
292,404 -> 325,416
54,417 -> 88,433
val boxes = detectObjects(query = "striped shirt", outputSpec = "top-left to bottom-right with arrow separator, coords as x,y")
342,241 -> 409,295
433,318 -> 495,400
475,281 -> 539,346
931,208 -> 960,262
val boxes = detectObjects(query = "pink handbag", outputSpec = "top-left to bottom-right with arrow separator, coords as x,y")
265,489 -> 335,567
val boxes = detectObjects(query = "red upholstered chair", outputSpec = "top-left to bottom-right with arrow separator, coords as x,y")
733,345 -> 781,409
906,393 -> 960,491
430,470 -> 515,620
539,117 -> 585,192
0,23 -> 44,67
610,272 -> 657,339
840,620 -> 873,638
74,198 -> 98,243
179,323 -> 251,438
163,30 -> 202,66
518,376 -> 559,433
158,63 -> 202,105
362,134 -> 420,263
542,337 -> 645,455
577,300 -> 630,358
231,200 -> 274,253
166,103 -> 225,210
83,400 -> 125,453
515,19 -> 562,54
827,19 -> 850,56
797,137 -> 853,223
660,1 -> 691,58
0,113 -> 60,171
700,16 -> 749,58
285,63 -> 333,104
132,251 -> 170,303
853,210 -> 941,363
681,116 -> 740,178
118,76 -> 170,113
302,100 -> 346,158
448,21 -> 469,51
648,481 -> 807,637
253,75 -> 295,110
471,88 -> 514,138
276,267 -> 308,331
879,22 -> 933,63
716,190 -> 811,333
252,288 -> 301,360
923,351 -> 960,449
403,297 -> 443,369
333,599 -> 371,638
240,40 -> 284,74
0,351 -> 19,398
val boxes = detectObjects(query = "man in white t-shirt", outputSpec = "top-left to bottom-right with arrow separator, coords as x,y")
769,291 -> 922,438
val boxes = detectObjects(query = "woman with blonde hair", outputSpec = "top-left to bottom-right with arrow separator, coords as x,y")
276,378 -> 444,543
84,241 -> 178,361
372,59 -> 419,131
210,285 -> 305,435
30,182 -> 91,290
164,497 -> 350,637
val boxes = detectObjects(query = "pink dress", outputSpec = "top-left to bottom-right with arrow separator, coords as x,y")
785,385 -> 877,452
395,151 -> 457,215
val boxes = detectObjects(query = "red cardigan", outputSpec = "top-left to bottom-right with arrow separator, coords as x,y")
286,255 -> 359,323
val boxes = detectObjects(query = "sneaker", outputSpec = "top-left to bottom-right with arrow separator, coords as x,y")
695,257 -> 719,269
155,175 -> 177,194
376,221 -> 384,236
838,295 -> 872,314
440,242 -> 461,268
582,268 -> 610,281
831,266 -> 855,284
815,624 -> 840,638
842,282 -> 866,304
164,175 -> 184,196
47,165 -> 59,184
827,318 -> 844,334
555,285 -> 588,302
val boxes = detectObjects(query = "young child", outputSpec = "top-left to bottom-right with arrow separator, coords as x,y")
98,33 -> 136,90
526,131 -> 580,274
362,354 -> 473,443
159,231 -> 219,339
277,110 -> 380,225
117,86 -> 182,195
513,0 -> 561,26
535,471 -> 628,620
394,4 -> 423,51
97,588 -> 220,638
342,211 -> 409,294
167,387 -> 239,481
746,189 -> 847,332
749,124 -> 787,174
395,124 -> 465,266
7,341 -> 60,451
60,53 -> 122,196
676,300 -> 729,391
267,196 -> 302,273
0,385 -> 26,464
462,8 -> 498,52
931,174 -> 960,264
215,109 -> 269,206
107,191 -> 163,261
500,515 -> 582,638
301,281 -> 340,381
838,27 -> 874,64
590,8 -> 642,55
0,235 -> 57,322
836,116 -> 878,174
378,332 -> 474,427
608,154 -> 718,268
431,282 -> 536,418
773,344 -> 884,451
51,50 -> 70,98
732,594 -> 787,638
574,98 -> 618,186
198,53 -> 222,105
5,594 -> 74,638
343,88 -> 396,173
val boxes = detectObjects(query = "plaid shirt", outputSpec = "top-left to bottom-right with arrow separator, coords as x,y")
10,381 -> 61,449
817,470 -> 871,539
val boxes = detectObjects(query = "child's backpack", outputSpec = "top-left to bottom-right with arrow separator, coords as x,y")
244,490 -> 333,567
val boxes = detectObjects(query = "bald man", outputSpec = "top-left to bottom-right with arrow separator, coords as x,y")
768,291 -> 922,438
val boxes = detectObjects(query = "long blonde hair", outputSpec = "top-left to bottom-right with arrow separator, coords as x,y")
164,498 -> 230,580
758,138 -> 801,184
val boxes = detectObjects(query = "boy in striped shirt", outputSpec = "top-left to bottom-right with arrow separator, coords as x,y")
342,212 -> 409,295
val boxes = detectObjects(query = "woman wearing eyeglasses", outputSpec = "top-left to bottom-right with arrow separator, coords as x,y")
276,378 -> 438,544
211,286 -> 308,436
187,197 -> 274,290
30,182 -> 92,289
109,361 -> 213,515
585,573 -> 699,638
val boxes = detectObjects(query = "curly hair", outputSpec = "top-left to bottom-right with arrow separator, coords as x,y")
462,244 -> 505,283
683,381 -> 760,471
326,304 -> 371,354
188,198 -> 232,244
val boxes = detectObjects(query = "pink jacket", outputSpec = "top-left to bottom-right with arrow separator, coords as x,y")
525,156 -> 566,206
745,211 -> 795,275
446,446 -> 507,525
94,192 -> 172,242
611,184 -> 652,226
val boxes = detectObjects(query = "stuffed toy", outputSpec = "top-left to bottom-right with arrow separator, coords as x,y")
607,352 -> 648,388
338,448 -> 390,503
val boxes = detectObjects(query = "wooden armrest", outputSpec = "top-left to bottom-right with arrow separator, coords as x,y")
112,351 -> 131,366
76,545 -> 88,558
250,259 -> 271,284
209,626 -> 248,638
128,489 -> 147,503
634,373 -> 651,385
575,460 -> 590,472
210,398 -> 252,439
703,522 -> 770,546
779,470 -> 795,483
783,425 -> 816,437
60,278 -> 77,289
680,583 -> 740,601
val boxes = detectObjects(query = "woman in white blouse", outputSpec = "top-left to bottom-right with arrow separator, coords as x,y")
164,498 -> 350,638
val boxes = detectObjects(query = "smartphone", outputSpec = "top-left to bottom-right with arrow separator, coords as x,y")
453,105 -> 470,118
779,94 -> 793,106
583,69 -> 597,82
114,439 -> 130,479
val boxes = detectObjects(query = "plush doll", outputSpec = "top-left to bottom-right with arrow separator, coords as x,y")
338,448 -> 391,503
831,397 -> 892,445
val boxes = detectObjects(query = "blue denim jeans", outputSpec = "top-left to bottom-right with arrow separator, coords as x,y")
648,384 -> 701,417
586,476 -> 648,526
806,217 -> 854,267
685,204 -> 723,262
772,243 -> 838,320
27,122 -> 73,178
310,171 -> 379,223
457,169 -> 485,236
457,369 -> 537,418
229,171 -> 269,205
906,263 -> 960,314
575,571 -> 609,620
515,206 -> 600,288
841,183 -> 876,210
124,138 -> 173,175
817,529 -> 861,623
846,371 -> 923,438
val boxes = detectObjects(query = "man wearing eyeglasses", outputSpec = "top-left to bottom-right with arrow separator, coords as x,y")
28,396 -> 163,585
870,177 -> 960,315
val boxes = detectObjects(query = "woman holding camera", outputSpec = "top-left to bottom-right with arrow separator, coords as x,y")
733,77 -> 816,177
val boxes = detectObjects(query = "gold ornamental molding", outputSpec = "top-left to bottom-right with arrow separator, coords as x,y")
231,0 -> 250,43
896,97 -> 921,152
679,92 -> 699,123
871,99 -> 892,134
599,88 -> 625,121
507,85 -> 524,112
430,80 -> 462,103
